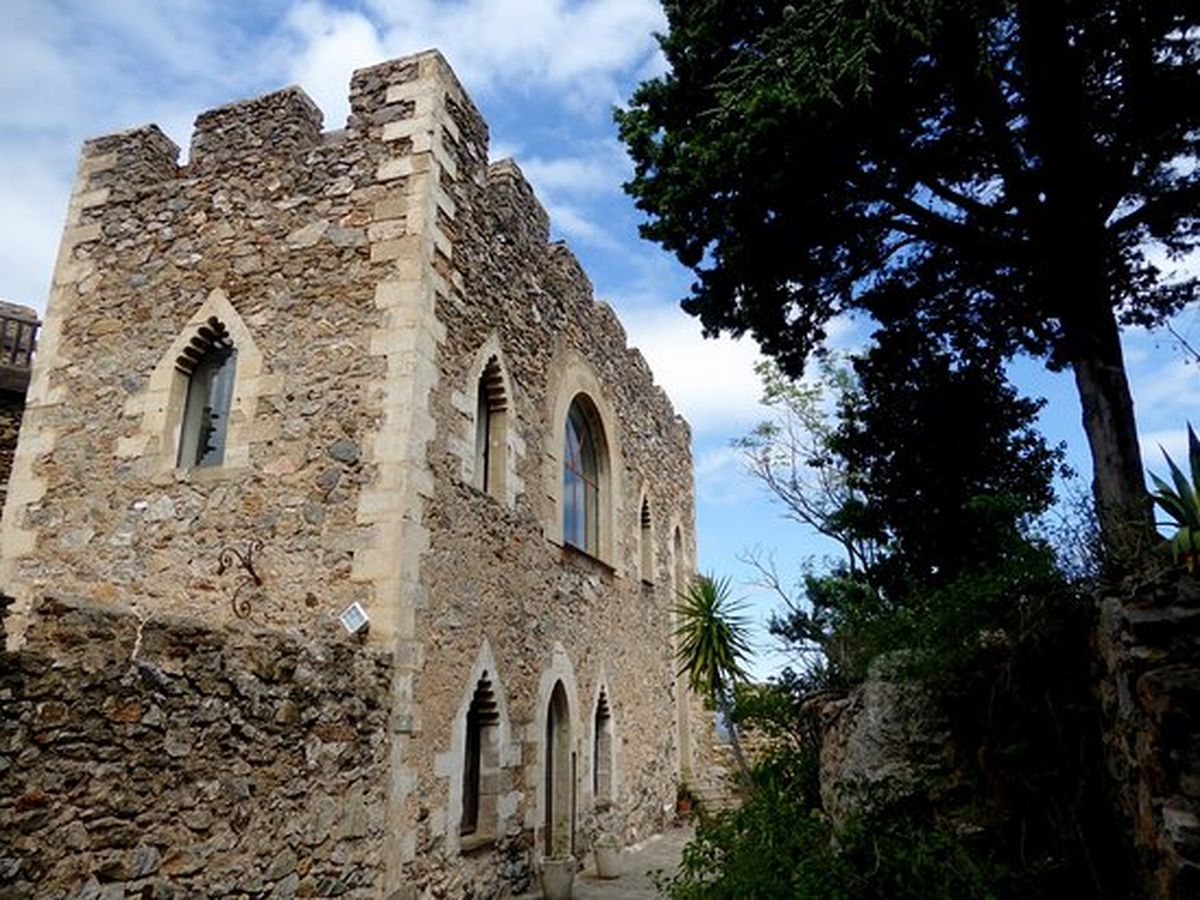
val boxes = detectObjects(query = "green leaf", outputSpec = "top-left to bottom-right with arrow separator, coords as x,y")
1162,446 -> 1194,511
675,572 -> 754,701
1154,445 -> 1200,528
1188,423 -> 1200,503
1153,489 -> 1191,526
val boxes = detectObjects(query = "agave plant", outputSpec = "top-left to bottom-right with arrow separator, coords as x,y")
1149,423 -> 1200,572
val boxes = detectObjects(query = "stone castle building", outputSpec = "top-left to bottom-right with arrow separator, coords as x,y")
0,50 -> 703,898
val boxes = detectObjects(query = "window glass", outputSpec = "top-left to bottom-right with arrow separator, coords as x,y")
563,400 -> 601,553
178,344 -> 236,468
475,379 -> 491,493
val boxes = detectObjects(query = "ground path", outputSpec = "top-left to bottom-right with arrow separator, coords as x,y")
570,825 -> 693,899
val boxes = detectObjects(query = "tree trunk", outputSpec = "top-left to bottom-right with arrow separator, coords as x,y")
1062,300 -> 1154,564
1018,0 -> 1154,564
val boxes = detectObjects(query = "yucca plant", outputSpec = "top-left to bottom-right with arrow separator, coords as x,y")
1149,423 -> 1200,572
676,573 -> 754,783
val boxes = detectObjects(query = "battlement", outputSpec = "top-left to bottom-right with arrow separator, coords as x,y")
487,159 -> 550,247
50,48 -> 689,450
78,125 -> 180,197
479,164 -> 687,438
189,86 -> 323,176
68,49 -> 487,202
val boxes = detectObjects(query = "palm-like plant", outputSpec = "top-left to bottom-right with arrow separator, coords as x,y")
1149,423 -> 1200,572
675,573 -> 754,783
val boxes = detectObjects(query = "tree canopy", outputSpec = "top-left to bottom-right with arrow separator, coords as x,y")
742,331 -> 1068,685
618,0 -> 1200,555
831,323 -> 1065,589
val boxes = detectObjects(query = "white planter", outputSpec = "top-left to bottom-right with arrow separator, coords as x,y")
541,856 -> 576,900
594,843 -> 621,879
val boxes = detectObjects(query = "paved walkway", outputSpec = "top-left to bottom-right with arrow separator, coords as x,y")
571,826 -> 693,899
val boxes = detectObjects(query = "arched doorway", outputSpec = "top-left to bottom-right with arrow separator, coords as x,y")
544,680 -> 574,856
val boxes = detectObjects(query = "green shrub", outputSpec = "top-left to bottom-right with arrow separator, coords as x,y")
659,748 -> 1018,900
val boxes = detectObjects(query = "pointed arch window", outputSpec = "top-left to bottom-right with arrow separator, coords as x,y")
564,396 -> 604,555
462,673 -> 501,838
176,318 -> 236,468
593,688 -> 613,806
474,356 -> 508,499
639,496 -> 654,583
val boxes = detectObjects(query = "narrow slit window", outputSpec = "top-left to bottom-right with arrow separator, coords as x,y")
462,673 -> 501,838
593,689 -> 613,806
176,320 -> 236,468
640,496 -> 653,582
474,356 -> 507,498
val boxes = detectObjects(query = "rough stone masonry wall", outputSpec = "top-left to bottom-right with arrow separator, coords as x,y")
0,596 -> 393,900
0,390 -> 23,513
383,78 -> 701,892
1096,569 -> 1200,899
0,57 -> 447,647
0,48 -> 703,898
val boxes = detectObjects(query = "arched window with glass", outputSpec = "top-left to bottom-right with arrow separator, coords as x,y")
563,396 -> 605,555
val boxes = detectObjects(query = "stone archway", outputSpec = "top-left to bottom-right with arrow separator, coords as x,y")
544,679 -> 574,857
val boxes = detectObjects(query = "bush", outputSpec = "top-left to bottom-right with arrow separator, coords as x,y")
665,541 -> 1130,899
660,748 -> 1018,900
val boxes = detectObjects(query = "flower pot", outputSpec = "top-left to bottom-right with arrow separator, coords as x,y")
594,842 -> 621,879
540,856 -> 576,900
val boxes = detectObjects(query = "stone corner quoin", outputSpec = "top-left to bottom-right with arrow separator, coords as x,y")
0,48 -> 712,899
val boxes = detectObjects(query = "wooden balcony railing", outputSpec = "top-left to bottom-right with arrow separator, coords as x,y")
0,312 -> 39,394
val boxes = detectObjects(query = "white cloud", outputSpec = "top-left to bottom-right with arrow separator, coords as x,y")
694,444 -> 764,508
1141,428 -> 1191,473
280,3 -> 386,129
348,0 -> 666,110
520,143 -> 629,198
543,201 -> 620,249
0,145 -> 71,312
619,305 -> 767,436
273,0 -> 667,138
1129,356 -> 1200,423
489,139 -> 524,163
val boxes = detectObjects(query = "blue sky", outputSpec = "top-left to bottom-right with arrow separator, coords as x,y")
2,0 -> 1198,676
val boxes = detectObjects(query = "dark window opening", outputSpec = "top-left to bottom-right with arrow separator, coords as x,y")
639,496 -> 653,582
462,673 -> 501,838
176,318 -> 236,468
475,356 -> 507,498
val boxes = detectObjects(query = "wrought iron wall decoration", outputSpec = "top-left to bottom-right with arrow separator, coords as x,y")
217,539 -> 264,619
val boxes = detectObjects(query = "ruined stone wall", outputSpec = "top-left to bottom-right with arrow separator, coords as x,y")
1096,570 -> 1200,899
0,597 -> 393,900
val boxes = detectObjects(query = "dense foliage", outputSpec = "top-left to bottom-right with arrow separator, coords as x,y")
619,0 -> 1200,549
663,559 -> 1124,897
661,330 -> 1124,895
832,324 -> 1065,595
743,333 -> 1068,686
660,747 -> 1020,900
